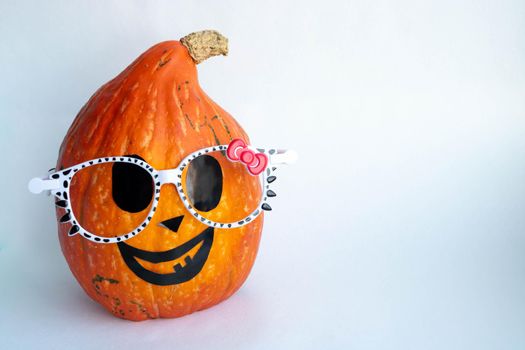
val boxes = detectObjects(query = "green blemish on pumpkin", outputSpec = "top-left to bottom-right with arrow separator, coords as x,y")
111,297 -> 122,315
207,121 -> 221,146
211,115 -> 232,141
157,57 -> 171,69
92,274 -> 119,285
92,275 -> 119,298
184,114 -> 195,129
130,300 -> 153,319
185,112 -> 230,146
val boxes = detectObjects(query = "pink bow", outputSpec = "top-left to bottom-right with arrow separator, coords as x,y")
226,139 -> 268,176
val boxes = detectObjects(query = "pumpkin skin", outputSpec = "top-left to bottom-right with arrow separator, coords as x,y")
56,36 -> 263,321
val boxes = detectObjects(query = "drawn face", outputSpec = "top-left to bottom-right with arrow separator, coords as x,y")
113,155 -> 222,285
30,140 -> 289,292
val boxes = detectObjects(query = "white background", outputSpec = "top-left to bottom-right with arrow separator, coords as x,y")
1,1 -> 525,349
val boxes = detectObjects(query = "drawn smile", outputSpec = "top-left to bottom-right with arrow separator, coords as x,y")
117,227 -> 214,286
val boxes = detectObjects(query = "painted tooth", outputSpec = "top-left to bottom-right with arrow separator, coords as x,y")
173,263 -> 183,272
185,256 -> 192,265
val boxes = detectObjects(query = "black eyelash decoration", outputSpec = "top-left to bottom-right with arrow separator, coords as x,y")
55,200 -> 68,208
261,203 -> 272,211
267,190 -> 277,197
60,212 -> 71,223
68,225 -> 80,236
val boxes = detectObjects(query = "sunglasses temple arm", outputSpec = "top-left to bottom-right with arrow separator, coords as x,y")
28,177 -> 61,194
270,149 -> 298,166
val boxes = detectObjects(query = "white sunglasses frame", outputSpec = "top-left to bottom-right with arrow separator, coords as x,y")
28,144 -> 297,244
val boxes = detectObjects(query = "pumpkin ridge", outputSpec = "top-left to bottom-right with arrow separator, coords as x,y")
62,82 -> 122,166
82,80 -> 127,148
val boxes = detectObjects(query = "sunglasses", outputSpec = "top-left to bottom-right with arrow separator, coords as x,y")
29,139 -> 297,244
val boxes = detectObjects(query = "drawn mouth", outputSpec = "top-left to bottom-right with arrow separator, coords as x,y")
117,227 -> 214,286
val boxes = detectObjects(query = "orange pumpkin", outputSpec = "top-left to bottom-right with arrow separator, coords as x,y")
56,31 -> 263,321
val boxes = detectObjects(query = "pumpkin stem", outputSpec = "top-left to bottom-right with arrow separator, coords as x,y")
180,30 -> 228,64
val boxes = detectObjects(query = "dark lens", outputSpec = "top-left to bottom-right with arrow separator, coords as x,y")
185,155 -> 223,212
112,156 -> 154,213
182,151 -> 262,224
70,160 -> 153,238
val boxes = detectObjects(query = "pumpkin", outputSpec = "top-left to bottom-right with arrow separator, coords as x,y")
56,30 -> 263,321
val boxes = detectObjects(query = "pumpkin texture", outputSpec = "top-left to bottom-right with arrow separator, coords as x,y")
56,30 -> 263,321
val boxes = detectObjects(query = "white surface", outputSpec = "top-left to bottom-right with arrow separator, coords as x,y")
1,1 -> 525,349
